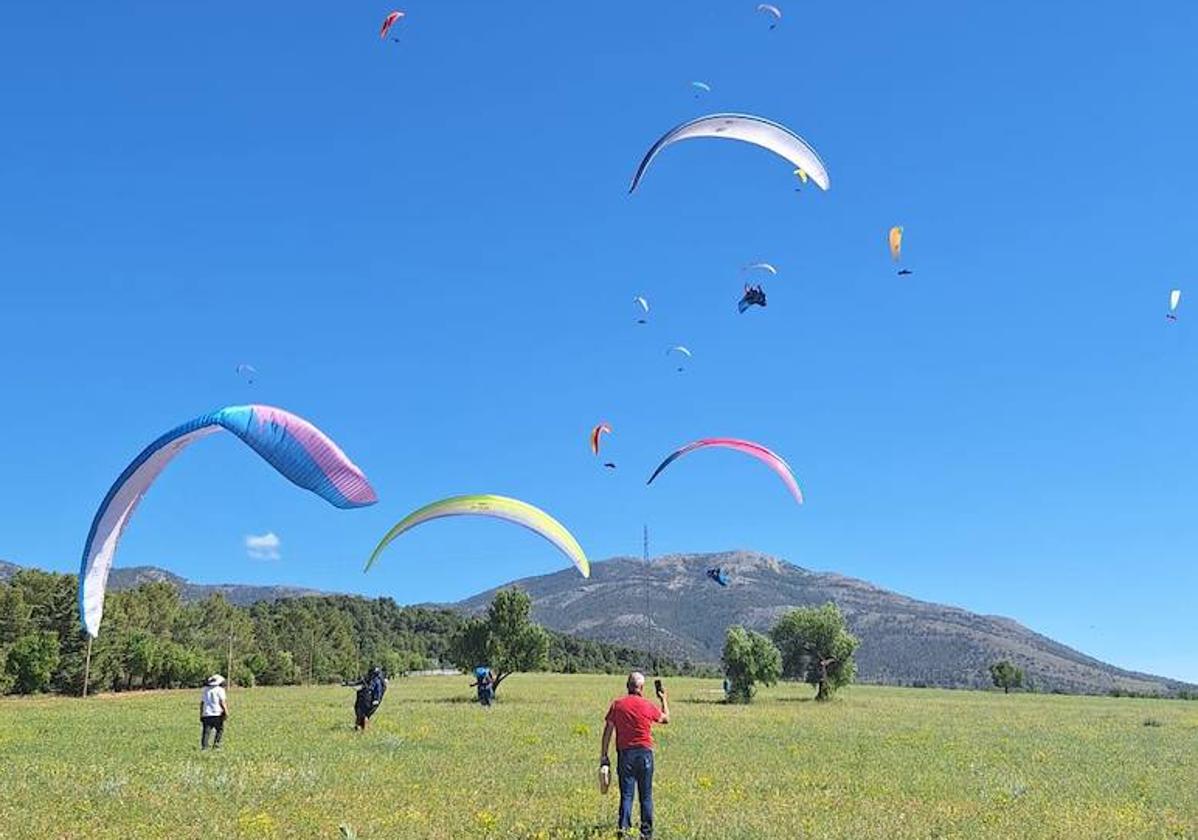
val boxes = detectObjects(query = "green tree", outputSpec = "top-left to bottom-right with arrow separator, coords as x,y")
771,602 -> 859,701
449,589 -> 549,691
5,632 -> 60,693
721,625 -> 782,704
0,584 -> 33,644
989,660 -> 1023,694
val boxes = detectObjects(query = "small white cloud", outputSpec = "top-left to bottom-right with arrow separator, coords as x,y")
245,532 -> 281,561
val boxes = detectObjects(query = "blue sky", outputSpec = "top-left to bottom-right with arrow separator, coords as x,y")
2,2 -> 1197,682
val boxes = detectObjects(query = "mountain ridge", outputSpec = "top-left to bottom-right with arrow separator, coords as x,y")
454,550 -> 1194,696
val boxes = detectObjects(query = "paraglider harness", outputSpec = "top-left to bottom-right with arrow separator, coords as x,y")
354,668 -> 386,721
471,666 -> 495,707
738,285 -> 767,312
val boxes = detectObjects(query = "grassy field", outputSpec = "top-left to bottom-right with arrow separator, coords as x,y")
1,675 -> 1195,839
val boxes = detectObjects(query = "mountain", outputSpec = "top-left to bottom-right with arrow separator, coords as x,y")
455,551 -> 1195,696
0,561 -> 323,607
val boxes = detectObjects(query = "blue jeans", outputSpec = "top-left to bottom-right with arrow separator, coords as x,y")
617,748 -> 654,838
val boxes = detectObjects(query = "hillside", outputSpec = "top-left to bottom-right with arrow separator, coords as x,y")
0,561 -> 323,606
456,550 -> 1194,696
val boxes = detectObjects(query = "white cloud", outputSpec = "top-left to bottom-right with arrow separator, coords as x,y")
244,532 -> 281,561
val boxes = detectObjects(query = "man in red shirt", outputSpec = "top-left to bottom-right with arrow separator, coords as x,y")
601,672 -> 670,839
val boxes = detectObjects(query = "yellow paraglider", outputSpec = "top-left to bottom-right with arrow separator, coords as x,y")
364,494 -> 590,579
889,226 -> 904,262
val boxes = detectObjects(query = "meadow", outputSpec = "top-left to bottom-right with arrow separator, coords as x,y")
1,675 -> 1195,839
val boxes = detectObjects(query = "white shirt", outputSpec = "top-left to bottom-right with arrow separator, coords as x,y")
201,685 -> 226,717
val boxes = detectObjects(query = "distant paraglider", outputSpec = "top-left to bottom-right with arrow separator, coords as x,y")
744,262 -> 778,277
590,422 -> 612,456
707,567 -> 730,587
235,364 -> 257,385
667,345 -> 693,372
634,295 -> 650,324
380,10 -> 404,41
647,437 -> 803,505
889,225 -> 904,264
757,3 -> 782,29
604,462 -> 617,470
1167,289 -> 1181,322
78,405 -> 377,638
897,269 -> 913,276
629,114 -> 829,193
691,81 -> 712,98
364,494 -> 590,579
738,285 -> 768,313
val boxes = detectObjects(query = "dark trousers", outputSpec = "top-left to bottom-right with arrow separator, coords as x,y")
617,747 -> 654,838
200,715 -> 224,749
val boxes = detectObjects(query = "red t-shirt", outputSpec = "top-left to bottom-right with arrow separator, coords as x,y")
605,695 -> 663,750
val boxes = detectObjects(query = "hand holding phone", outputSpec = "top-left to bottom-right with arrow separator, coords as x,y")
654,679 -> 664,697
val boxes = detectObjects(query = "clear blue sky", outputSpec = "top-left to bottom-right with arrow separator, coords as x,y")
2,3 -> 1196,682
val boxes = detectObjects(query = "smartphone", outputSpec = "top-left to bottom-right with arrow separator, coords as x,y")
654,679 -> 663,696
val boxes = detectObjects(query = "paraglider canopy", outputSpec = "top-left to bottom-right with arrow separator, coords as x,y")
630,113 -> 829,193
380,10 -> 404,39
744,262 -> 778,276
365,494 -> 591,579
757,3 -> 782,27
889,226 -> 904,262
78,405 -> 377,637
590,422 -> 612,456
634,295 -> 650,324
647,437 -> 803,505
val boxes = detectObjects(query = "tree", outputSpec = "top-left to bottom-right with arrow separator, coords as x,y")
448,588 -> 549,691
721,625 -> 782,704
989,660 -> 1023,694
771,602 -> 860,701
5,632 -> 60,693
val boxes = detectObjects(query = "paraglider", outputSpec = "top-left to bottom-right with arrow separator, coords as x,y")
897,269 -> 913,276
379,10 -> 404,40
738,285 -> 768,313
629,114 -> 829,193
647,437 -> 803,505
365,494 -> 590,579
691,81 -> 712,98
793,168 -> 808,191
604,462 -> 617,470
634,295 -> 650,324
707,567 -> 730,587
889,226 -> 904,262
235,364 -> 257,385
667,345 -> 693,372
590,422 -> 612,456
78,405 -> 377,638
1168,289 -> 1181,322
757,3 -> 782,28
744,262 -> 778,277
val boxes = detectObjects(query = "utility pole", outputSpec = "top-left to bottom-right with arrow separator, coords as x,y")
643,524 -> 651,663
82,636 -> 93,698
226,630 -> 234,690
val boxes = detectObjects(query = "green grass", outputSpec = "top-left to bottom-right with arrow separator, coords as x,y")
1,675 -> 1196,839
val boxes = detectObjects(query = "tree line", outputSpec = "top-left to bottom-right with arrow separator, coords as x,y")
0,569 -> 714,696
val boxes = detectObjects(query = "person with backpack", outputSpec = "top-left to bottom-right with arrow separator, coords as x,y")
354,666 -> 387,731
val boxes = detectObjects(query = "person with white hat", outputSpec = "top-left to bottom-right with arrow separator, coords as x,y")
199,674 -> 228,750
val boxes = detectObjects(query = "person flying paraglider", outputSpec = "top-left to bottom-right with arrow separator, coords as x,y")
738,284 -> 767,313
353,666 -> 387,731
706,567 -> 730,587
